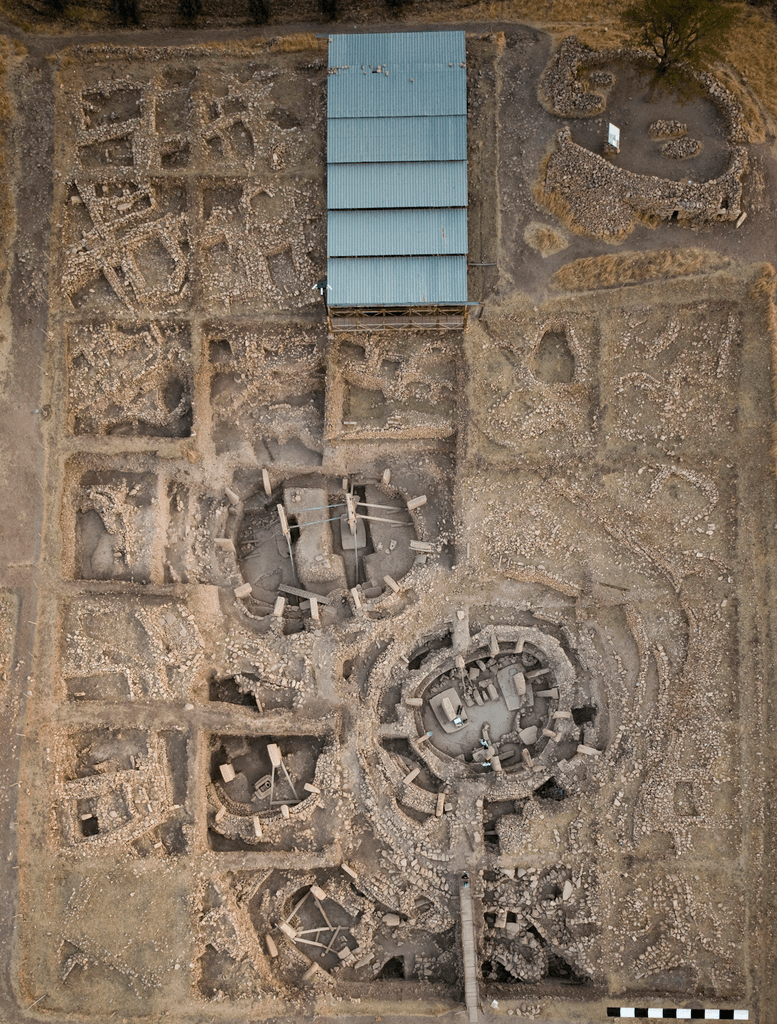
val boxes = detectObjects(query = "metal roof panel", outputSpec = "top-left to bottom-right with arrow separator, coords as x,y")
328,208 -> 467,257
327,65 -> 466,118
327,115 -> 466,163
327,255 -> 468,306
328,30 -> 465,68
327,161 -> 467,209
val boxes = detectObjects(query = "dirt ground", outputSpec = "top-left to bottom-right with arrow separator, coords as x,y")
0,5 -> 776,1024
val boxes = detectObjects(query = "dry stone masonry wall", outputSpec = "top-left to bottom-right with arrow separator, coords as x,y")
537,36 -> 749,240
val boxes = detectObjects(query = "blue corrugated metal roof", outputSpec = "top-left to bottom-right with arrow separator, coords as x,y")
329,30 -> 465,68
327,255 -> 467,306
328,65 -> 466,118
326,31 -> 468,311
327,116 -> 466,163
328,208 -> 467,257
328,161 -> 466,209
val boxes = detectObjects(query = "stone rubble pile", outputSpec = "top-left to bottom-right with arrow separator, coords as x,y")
648,119 -> 687,140
660,136 -> 703,160
538,36 -> 610,118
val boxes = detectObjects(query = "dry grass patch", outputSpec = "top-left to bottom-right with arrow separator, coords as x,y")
568,24 -> 632,48
466,0 -> 624,21
714,65 -> 766,143
426,1 -> 535,23
721,4 -> 777,131
268,33 -> 326,53
551,247 -> 729,291
524,221 -> 569,257
533,182 -> 585,239
751,262 -> 777,301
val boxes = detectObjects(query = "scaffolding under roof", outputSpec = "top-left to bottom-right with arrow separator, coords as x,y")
326,30 -> 469,331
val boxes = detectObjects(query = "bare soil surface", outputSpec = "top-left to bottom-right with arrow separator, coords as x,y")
0,8 -> 775,1024
569,63 -> 730,182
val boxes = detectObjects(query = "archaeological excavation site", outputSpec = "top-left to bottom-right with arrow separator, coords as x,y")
0,3 -> 776,1023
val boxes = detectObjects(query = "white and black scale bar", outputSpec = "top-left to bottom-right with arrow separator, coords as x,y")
607,1010 -> 748,1020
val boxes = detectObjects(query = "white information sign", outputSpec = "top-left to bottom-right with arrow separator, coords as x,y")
608,123 -> 620,152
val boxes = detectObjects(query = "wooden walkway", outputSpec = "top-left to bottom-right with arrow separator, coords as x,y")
459,874 -> 480,1023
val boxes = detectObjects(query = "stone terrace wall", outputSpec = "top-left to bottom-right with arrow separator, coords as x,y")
542,127 -> 746,242
538,35 -> 612,118
538,35 -> 749,144
537,35 -> 750,240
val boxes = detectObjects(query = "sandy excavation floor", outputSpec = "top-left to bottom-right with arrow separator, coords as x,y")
0,7 -> 776,1024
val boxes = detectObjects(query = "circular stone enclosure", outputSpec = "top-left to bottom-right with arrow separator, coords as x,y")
414,628 -> 578,778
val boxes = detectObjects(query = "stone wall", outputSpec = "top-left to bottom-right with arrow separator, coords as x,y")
538,35 -> 749,144
537,35 -> 749,241
542,127 -> 745,242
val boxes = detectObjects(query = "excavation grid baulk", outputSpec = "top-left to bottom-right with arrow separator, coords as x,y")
326,30 -> 469,332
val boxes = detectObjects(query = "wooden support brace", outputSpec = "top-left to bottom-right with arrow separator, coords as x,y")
359,513 -> 413,527
286,890 -> 310,923
279,584 -> 331,605
356,500 -> 406,512
314,898 -> 333,930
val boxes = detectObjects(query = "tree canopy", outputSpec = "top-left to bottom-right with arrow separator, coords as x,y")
248,0 -> 269,24
623,0 -> 737,77
114,0 -> 140,26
